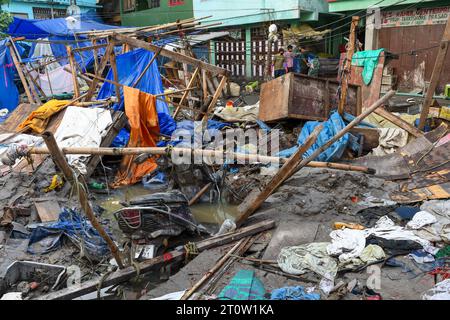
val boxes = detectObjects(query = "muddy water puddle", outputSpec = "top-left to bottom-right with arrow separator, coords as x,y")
95,185 -> 238,232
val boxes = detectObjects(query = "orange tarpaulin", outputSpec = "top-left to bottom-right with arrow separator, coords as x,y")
112,86 -> 159,188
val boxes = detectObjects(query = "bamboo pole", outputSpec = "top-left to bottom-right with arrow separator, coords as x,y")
7,43 -> 35,105
41,131 -> 124,269
26,146 -> 374,174
181,239 -> 246,300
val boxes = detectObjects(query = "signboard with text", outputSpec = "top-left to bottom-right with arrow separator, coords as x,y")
381,6 -> 450,28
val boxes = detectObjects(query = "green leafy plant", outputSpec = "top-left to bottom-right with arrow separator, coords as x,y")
0,0 -> 13,39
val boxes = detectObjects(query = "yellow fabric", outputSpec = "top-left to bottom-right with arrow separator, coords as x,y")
112,86 -> 159,188
17,99 -> 69,134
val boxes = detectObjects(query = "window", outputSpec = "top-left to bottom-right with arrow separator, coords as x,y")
11,12 -> 29,19
168,0 -> 184,6
33,7 -> 67,20
149,0 -> 160,9
123,0 -> 136,12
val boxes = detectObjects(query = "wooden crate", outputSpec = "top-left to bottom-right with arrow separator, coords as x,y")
259,73 -> 362,122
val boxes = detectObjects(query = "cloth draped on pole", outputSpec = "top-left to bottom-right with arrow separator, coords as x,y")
112,86 -> 160,188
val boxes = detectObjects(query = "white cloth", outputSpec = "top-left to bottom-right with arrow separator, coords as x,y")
327,229 -> 366,263
416,200 -> 450,242
406,211 -> 437,230
31,39 -> 60,72
151,290 -> 187,300
365,216 -> 430,247
372,128 -> 409,156
30,66 -> 75,96
53,106 -> 112,174
422,279 -> 450,300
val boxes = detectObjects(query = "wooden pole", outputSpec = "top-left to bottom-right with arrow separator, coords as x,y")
188,182 -> 213,206
7,44 -> 35,105
418,15 -> 450,130
181,239 -> 246,300
132,48 -> 162,88
26,146 -> 373,173
236,125 -> 324,226
109,42 -> 122,104
92,39 -> 99,75
85,40 -> 114,102
41,131 -> 124,269
35,219 -> 275,300
236,90 -> 396,226
113,33 -> 229,76
338,16 -> 360,115
202,75 -> 228,122
173,67 -> 200,118
66,46 -> 80,99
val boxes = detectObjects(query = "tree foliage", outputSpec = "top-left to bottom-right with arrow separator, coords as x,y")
0,0 -> 13,38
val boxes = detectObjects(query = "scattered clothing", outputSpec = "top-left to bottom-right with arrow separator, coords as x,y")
271,286 -> 320,300
360,245 -> 386,263
406,211 -> 437,230
436,245 -> 450,259
278,242 -> 338,279
327,229 -> 366,263
409,250 -> 435,264
371,128 -> 409,156
422,279 -> 450,300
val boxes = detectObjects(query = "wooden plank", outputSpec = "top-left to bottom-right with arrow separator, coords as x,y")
374,107 -> 424,138
35,219 -> 276,300
109,43 -> 122,104
236,125 -> 323,226
113,33 -> 229,77
418,16 -> 450,130
66,46 -> 80,99
72,43 -> 108,53
34,200 -> 61,223
0,104 -> 35,133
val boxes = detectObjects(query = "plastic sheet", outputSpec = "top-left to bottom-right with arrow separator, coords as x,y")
28,208 -> 112,257
278,111 -> 349,161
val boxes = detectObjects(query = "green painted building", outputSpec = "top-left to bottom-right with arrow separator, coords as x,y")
121,0 -> 194,27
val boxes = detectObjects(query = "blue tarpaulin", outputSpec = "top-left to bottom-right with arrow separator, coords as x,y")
7,17 -> 118,40
28,208 -> 112,257
0,39 -> 23,115
278,111 -> 350,162
98,48 -> 177,137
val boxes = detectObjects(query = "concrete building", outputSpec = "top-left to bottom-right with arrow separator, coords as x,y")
328,0 -> 450,91
121,0 -> 194,27
1,0 -> 100,20
192,0 -> 334,79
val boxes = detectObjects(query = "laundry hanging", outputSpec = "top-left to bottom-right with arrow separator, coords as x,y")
112,86 -> 160,187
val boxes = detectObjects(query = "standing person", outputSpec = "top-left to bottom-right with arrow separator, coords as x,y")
298,47 -> 310,75
284,45 -> 296,73
273,48 -> 286,78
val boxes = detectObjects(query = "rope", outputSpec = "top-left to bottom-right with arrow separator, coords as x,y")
97,270 -> 114,300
